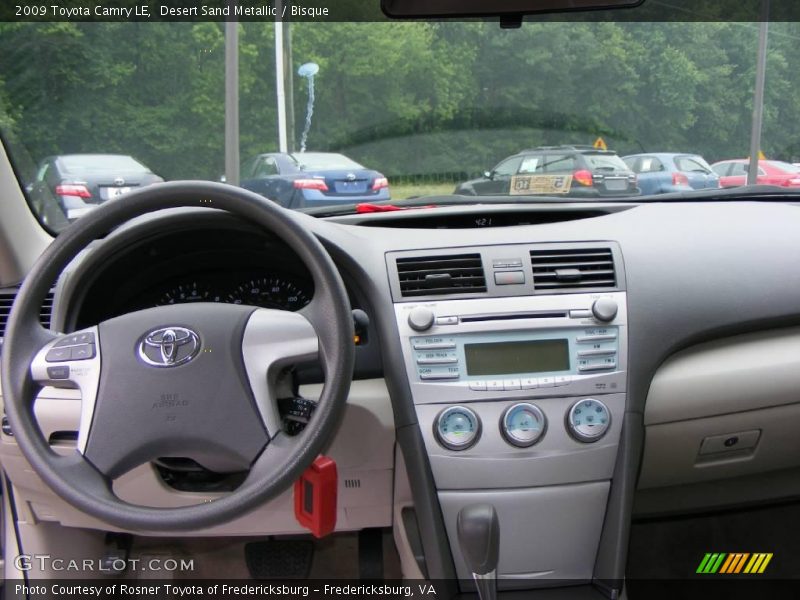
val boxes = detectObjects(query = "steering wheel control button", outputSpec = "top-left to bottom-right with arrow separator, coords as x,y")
138,326 -> 201,367
70,344 -> 95,360
567,398 -> 611,443
46,365 -> 71,380
408,307 -> 435,331
55,331 -> 96,347
501,403 -> 547,447
434,406 -> 481,451
45,347 -> 72,362
591,298 -> 619,322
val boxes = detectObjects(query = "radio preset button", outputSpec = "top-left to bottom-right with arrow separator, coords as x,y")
487,380 -> 505,391
469,381 -> 487,391
521,378 -> 539,389
538,377 -> 555,388
503,379 -> 521,391
555,376 -> 572,386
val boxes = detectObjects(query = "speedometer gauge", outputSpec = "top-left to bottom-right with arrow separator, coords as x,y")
227,276 -> 311,311
157,282 -> 220,305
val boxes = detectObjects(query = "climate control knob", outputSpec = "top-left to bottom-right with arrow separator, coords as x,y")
591,298 -> 618,322
567,398 -> 611,443
408,306 -> 435,331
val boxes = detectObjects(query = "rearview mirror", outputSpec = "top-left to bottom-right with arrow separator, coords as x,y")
382,0 -> 643,18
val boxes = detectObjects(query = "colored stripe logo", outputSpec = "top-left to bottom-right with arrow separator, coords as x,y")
696,553 -> 773,574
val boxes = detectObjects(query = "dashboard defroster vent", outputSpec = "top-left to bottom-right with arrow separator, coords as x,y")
530,247 -> 616,291
397,253 -> 486,297
0,288 -> 55,340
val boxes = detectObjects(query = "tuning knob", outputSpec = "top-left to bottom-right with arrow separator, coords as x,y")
591,298 -> 618,322
408,307 -> 435,331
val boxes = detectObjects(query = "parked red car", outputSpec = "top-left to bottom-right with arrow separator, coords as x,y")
711,159 -> 800,188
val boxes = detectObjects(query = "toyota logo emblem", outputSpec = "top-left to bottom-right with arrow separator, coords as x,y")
138,327 -> 200,367
114,177 -> 125,186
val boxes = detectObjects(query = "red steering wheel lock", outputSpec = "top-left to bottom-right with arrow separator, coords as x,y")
294,455 -> 337,538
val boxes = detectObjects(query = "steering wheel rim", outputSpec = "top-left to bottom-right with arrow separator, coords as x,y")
1,181 -> 354,531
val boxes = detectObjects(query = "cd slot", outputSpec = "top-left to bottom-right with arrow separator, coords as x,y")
460,311 -> 567,323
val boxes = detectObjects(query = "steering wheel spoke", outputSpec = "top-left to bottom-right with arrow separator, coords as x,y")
30,326 -> 101,454
241,308 -> 319,437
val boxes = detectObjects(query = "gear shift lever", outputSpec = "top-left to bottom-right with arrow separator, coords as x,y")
457,504 -> 499,600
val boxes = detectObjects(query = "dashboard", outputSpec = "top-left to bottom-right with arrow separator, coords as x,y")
5,198 -> 800,594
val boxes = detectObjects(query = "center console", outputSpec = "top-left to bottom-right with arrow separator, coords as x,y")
387,242 -> 627,589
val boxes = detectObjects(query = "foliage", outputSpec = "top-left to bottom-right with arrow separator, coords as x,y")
1,20 -> 798,183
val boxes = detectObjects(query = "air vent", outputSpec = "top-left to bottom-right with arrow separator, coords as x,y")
397,253 -> 486,297
530,247 -> 616,291
344,479 -> 361,489
0,288 -> 55,339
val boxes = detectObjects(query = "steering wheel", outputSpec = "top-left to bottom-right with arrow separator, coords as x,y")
1,182 -> 354,531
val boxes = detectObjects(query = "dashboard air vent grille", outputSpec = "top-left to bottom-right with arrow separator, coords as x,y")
0,288 -> 55,339
530,247 -> 616,291
397,253 -> 486,297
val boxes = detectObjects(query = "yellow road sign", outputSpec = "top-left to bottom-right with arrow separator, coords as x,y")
593,137 -> 608,151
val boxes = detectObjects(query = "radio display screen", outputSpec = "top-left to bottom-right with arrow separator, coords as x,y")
464,339 -> 569,376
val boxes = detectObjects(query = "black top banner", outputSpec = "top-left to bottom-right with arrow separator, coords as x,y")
2,0 -> 800,22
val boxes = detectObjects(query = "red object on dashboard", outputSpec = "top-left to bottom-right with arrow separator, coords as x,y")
294,456 -> 337,538
355,203 -> 437,213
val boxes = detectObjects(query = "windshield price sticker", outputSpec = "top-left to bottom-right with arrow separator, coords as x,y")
511,174 -> 573,195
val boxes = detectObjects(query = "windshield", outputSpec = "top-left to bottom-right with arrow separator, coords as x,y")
1,18 -> 797,230
58,155 -> 151,174
291,153 -> 365,171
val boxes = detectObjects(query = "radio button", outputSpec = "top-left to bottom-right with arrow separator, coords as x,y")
487,380 -> 505,392
578,362 -> 617,372
538,377 -> 555,388
521,378 -> 539,390
420,372 -> 460,380
576,334 -> 617,343
503,379 -> 521,391
569,309 -> 593,319
577,349 -> 617,358
417,356 -> 458,365
469,381 -> 487,391
555,376 -> 572,386
436,316 -> 459,325
413,341 -> 456,350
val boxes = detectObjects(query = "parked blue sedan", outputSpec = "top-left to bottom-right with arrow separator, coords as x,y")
622,153 -> 720,195
239,152 -> 390,209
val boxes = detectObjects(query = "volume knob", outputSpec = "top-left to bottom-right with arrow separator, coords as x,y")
408,307 -> 435,331
591,298 -> 618,322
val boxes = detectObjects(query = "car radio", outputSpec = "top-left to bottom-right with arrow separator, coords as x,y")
395,292 -> 627,405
